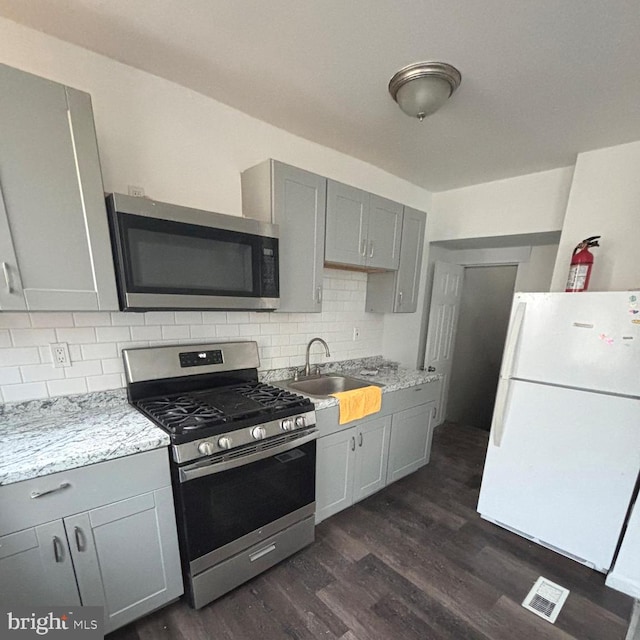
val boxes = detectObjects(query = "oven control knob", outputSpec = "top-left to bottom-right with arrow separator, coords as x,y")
295,416 -> 307,429
198,441 -> 215,456
281,418 -> 295,432
217,436 -> 233,450
252,426 -> 267,440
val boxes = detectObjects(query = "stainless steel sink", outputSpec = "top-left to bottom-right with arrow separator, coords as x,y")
284,374 -> 383,398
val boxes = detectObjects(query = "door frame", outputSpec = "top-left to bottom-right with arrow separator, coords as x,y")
421,245 -> 531,426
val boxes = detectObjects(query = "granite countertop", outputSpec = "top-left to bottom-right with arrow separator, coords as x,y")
0,357 -> 440,487
0,390 -> 169,486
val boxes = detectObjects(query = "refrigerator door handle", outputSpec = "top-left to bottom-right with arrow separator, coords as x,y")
492,301 -> 526,447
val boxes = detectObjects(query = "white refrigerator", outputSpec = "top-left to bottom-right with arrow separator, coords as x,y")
477,291 -> 640,573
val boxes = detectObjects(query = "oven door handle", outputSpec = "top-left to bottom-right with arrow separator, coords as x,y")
178,430 -> 318,483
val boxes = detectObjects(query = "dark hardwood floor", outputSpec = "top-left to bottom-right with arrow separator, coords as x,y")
109,422 -> 633,640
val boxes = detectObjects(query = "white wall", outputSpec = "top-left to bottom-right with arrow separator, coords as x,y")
429,166 -> 574,242
0,17 -> 433,396
514,244 -> 559,292
550,141 -> 640,291
0,18 -> 430,216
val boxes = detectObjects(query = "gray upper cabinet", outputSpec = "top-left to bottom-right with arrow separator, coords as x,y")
366,195 -> 403,270
242,160 -> 326,312
366,206 -> 426,313
325,181 -> 368,267
325,180 -> 403,271
0,63 -> 118,311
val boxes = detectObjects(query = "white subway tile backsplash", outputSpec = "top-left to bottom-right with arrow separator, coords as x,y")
86,373 -> 122,392
96,327 -> 131,343
2,382 -> 48,402
31,313 -> 75,328
11,328 -> 57,347
175,311 -> 202,325
64,360 -> 103,379
0,367 -> 22,385
144,312 -> 176,325
47,378 -> 87,397
111,313 -> 145,326
216,325 -> 240,338
81,343 -> 118,360
202,312 -> 227,324
72,312 -> 112,327
0,347 -> 41,367
101,358 -> 125,374
0,269 -> 384,402
189,325 -> 217,339
161,325 -> 190,340
130,326 -> 162,341
21,363 -> 65,383
0,313 -> 31,329
55,327 -> 96,344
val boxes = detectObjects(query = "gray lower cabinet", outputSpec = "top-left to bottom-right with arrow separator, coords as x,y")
387,401 -> 436,483
242,160 -> 327,312
366,206 -> 427,313
0,63 -> 117,311
0,449 -> 183,634
0,520 -> 81,607
315,414 -> 391,523
325,180 -> 403,271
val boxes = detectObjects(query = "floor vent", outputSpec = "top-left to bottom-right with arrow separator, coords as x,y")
522,576 -> 570,624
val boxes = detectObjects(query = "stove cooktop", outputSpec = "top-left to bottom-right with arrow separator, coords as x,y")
135,381 -> 313,441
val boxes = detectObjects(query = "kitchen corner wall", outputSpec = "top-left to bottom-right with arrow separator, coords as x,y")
0,269 -> 383,403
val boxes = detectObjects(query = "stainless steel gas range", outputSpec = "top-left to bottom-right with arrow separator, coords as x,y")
123,341 -> 316,609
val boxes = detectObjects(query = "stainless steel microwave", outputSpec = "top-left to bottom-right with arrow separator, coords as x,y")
106,193 -> 279,311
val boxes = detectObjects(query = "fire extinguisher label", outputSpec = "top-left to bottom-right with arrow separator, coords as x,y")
566,264 -> 589,290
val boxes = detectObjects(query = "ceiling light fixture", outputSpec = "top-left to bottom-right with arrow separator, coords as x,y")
388,61 -> 461,121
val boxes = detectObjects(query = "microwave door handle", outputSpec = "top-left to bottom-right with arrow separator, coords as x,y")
179,430 -> 317,482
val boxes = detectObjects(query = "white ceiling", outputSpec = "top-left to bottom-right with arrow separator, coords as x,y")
2,0 -> 640,192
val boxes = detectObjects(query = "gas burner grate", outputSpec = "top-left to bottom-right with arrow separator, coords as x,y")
138,395 -> 227,433
230,382 -> 310,410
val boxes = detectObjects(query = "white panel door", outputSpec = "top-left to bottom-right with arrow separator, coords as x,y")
424,261 -> 464,424
509,292 -> 640,396
478,379 -> 640,571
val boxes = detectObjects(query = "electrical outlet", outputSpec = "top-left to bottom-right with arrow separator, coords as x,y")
128,185 -> 145,198
50,342 -> 71,368
352,327 -> 360,341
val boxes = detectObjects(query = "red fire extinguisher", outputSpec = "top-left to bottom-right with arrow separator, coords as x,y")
565,235 -> 601,292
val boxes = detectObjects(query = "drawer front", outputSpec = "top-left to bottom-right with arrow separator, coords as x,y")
191,515 -> 315,609
383,381 -> 441,414
0,448 -> 170,536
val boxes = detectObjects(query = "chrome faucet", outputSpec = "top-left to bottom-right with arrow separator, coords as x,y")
303,337 -> 331,377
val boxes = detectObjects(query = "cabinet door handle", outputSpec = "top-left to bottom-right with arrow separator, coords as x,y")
427,366 -> 436,372
316,286 -> 322,303
358,432 -> 363,447
398,291 -> 403,308
360,238 -> 367,257
432,407 -> 437,419
351,436 -> 356,451
368,240 -> 374,258
30,482 -> 70,499
74,526 -> 86,552
2,262 -> 12,294
53,536 -> 64,563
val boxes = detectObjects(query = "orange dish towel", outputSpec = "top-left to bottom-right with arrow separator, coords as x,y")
330,386 -> 382,425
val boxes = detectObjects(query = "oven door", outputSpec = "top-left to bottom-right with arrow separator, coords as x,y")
175,432 -> 316,573
107,195 -> 279,311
